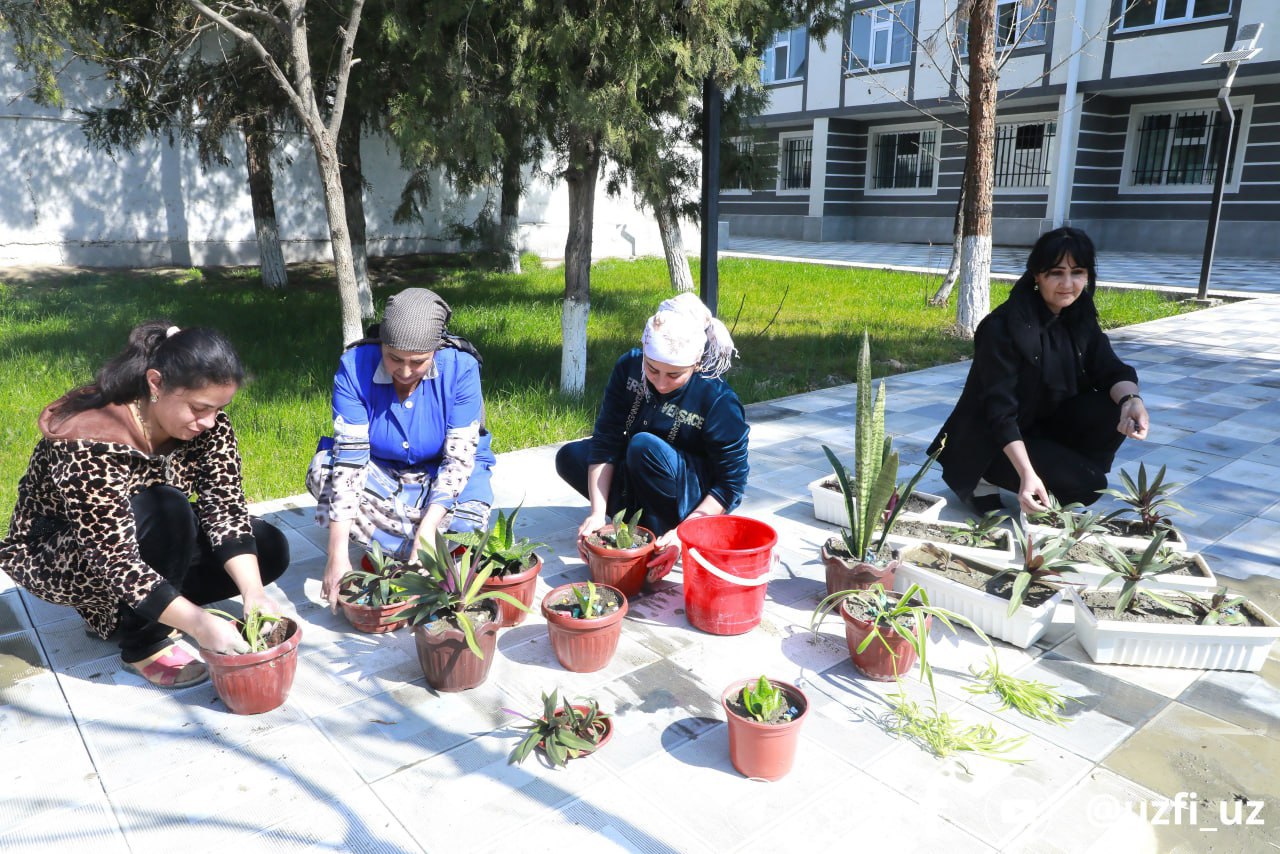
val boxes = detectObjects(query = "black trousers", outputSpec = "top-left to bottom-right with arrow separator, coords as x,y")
117,485 -> 290,662
981,389 -> 1127,507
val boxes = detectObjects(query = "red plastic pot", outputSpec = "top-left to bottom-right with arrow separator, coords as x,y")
481,555 -> 542,628
541,583 -> 628,673
582,525 -> 656,598
338,589 -> 415,634
538,706 -> 614,762
721,679 -> 808,781
412,600 -> 501,692
840,596 -> 931,681
203,618 -> 302,715
821,540 -> 899,596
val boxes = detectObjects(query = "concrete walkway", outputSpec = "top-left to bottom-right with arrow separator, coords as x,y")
3,271 -> 1279,852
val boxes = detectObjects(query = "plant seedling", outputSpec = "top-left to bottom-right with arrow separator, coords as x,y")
1026,493 -> 1088,528
1096,529 -> 1189,617
995,521 -> 1079,616
740,675 -> 790,724
569,580 -> 608,618
1099,463 -> 1189,536
885,692 -> 1027,770
205,606 -> 283,653
965,654 -> 1079,725
447,503 -> 547,577
1178,586 -> 1250,627
338,540 -> 408,607
602,509 -> 645,549
506,689 -> 610,767
953,510 -> 1010,548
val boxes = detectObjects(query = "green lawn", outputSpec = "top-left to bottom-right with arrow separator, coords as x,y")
0,254 -> 1198,530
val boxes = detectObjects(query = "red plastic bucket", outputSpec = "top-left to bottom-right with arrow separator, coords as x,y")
678,515 -> 777,635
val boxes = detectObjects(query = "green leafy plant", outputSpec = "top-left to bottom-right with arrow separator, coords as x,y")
568,580 -> 609,618
1177,586 -> 1250,627
952,510 -> 1010,548
884,693 -> 1027,769
396,529 -> 531,657
338,540 -> 409,607
1026,493 -> 1088,528
599,508 -> 646,549
740,675 -> 790,723
965,654 -> 1079,725
1099,463 -> 1189,536
506,689 -> 611,768
205,606 -> 284,653
446,504 -> 547,577
995,521 -> 1079,616
1096,529 -> 1187,617
823,332 -> 943,564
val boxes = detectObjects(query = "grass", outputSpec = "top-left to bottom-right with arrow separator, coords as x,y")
0,253 -> 1198,531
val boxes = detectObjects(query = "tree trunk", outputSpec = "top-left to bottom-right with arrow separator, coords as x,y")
930,156 -> 968,306
957,0 -> 998,338
339,108 -> 374,319
314,137 -> 364,345
498,147 -> 522,273
242,121 -> 287,290
653,191 -> 693,293
561,130 -> 601,396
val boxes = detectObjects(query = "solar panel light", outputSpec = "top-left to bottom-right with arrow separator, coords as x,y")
1203,22 -> 1263,65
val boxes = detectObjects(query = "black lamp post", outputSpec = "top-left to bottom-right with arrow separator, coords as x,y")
1196,23 -> 1263,302
700,76 -> 722,316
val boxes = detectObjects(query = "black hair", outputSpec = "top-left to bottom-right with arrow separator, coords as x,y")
1010,226 -> 1100,322
52,321 -> 245,418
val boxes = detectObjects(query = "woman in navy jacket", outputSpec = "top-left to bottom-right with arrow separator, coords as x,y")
929,227 -> 1149,515
556,293 -> 750,579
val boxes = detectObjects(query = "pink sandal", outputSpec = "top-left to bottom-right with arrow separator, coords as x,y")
126,644 -> 208,689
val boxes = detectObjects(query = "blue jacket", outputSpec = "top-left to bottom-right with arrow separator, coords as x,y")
589,349 -> 749,512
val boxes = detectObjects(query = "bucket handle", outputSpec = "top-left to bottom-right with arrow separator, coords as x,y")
687,547 -> 771,587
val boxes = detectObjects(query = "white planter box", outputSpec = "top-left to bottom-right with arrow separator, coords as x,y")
1020,510 -> 1188,554
894,552 -> 1062,650
1065,551 -> 1218,595
884,518 -> 1016,567
808,476 -> 945,527
1068,588 -> 1280,672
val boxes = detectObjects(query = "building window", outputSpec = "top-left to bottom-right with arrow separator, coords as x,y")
994,120 -> 1056,187
958,0 -> 1048,54
778,134 -> 813,191
849,1 -> 915,70
1129,108 -> 1239,186
871,127 -> 937,190
761,26 -> 808,83
1121,0 -> 1231,31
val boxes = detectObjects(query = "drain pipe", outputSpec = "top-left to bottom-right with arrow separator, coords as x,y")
1050,0 -> 1087,228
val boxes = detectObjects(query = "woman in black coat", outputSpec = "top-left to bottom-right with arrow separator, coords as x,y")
928,227 -> 1150,515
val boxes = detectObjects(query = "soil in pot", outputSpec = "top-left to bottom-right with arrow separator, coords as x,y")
821,538 -> 898,594
481,555 -> 542,627
203,618 -> 301,715
338,585 -> 415,633
908,548 -> 1058,609
891,519 -> 1011,552
819,481 -> 939,516
1063,542 -> 1209,578
542,584 -> 628,673
583,525 -> 656,598
1034,514 -> 1186,547
413,602 -> 501,692
1076,589 -> 1269,627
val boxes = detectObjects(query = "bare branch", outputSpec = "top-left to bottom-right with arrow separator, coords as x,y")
326,0 -> 367,141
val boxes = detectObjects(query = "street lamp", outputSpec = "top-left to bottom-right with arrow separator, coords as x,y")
1196,22 -> 1263,302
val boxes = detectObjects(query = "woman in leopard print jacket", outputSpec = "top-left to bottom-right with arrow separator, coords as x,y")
0,322 -> 289,689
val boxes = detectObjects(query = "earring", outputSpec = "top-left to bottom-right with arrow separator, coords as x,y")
1033,283 -> 1040,292
150,394 -> 158,403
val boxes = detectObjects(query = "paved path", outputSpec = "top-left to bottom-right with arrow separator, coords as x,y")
3,273 -> 1279,852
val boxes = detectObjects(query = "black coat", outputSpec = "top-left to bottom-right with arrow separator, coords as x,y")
928,286 -> 1137,500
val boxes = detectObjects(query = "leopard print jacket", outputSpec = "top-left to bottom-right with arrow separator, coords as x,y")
0,410 -> 254,637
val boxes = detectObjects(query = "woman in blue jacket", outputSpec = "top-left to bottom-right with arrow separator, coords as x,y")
307,288 -> 495,611
556,293 -> 750,580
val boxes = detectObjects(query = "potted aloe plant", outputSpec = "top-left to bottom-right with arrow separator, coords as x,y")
336,541 -> 415,633
721,675 -> 809,781
397,530 -> 530,692
448,504 -> 547,627
201,606 -> 302,715
581,509 -> 656,598
541,580 -> 628,673
506,689 -> 613,768
1068,533 -> 1280,671
819,333 -> 943,595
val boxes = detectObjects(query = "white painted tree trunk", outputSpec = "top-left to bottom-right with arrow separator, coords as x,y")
654,195 -> 693,293
957,234 -> 991,334
560,297 -> 591,396
498,150 -> 522,273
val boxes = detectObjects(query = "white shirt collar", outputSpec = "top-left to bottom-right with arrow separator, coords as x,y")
373,359 -> 439,385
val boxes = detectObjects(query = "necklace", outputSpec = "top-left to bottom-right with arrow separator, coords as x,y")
130,400 -> 153,452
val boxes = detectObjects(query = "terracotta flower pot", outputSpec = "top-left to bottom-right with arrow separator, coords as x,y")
821,539 -> 899,596
538,706 -> 614,762
541,583 -> 628,673
481,555 -> 542,628
582,525 -> 656,598
338,588 -> 415,634
202,618 -> 302,715
721,679 -> 809,781
412,600 -> 501,692
840,596 -> 931,681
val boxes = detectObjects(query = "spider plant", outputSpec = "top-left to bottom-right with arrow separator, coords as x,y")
965,654 -> 1079,725
885,692 -> 1027,769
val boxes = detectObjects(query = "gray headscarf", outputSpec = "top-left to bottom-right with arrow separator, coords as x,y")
381,288 -> 451,352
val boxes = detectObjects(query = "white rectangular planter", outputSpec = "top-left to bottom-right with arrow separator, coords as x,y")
1020,510 -> 1188,554
808,476 -> 945,527
1065,552 -> 1218,595
893,556 -> 1062,650
1068,588 -> 1280,672
884,518 -> 1017,567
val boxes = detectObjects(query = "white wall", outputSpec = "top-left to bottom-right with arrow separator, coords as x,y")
0,40 -> 693,269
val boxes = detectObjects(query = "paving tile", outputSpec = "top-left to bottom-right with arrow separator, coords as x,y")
0,728 -> 103,834
1170,431 -> 1265,461
1050,636 -> 1204,699
0,664 -> 77,746
1176,655 -> 1280,739
591,658 -> 723,772
244,785 -> 424,853
0,798 -> 128,854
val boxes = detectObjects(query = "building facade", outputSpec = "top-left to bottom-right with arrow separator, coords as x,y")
723,0 -> 1280,257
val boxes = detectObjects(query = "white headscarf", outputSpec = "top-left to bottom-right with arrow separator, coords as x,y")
640,293 -> 737,378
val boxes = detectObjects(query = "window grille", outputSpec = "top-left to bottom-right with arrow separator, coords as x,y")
780,136 -> 813,190
1131,108 -> 1238,186
994,121 -> 1056,187
873,129 -> 936,189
